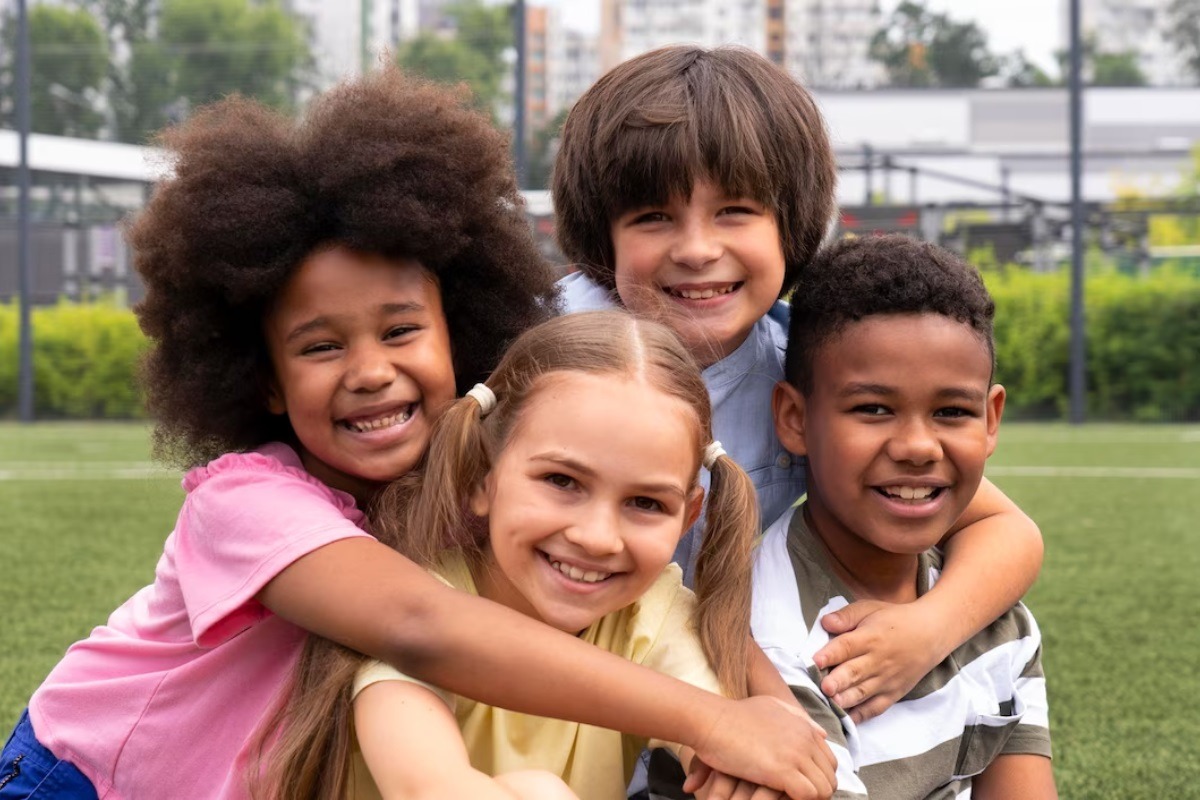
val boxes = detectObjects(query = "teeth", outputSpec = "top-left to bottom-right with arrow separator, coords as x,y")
671,285 -> 736,300
549,559 -> 610,584
344,406 -> 413,433
883,486 -> 936,501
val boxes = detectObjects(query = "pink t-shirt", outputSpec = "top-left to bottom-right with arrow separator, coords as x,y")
28,443 -> 373,799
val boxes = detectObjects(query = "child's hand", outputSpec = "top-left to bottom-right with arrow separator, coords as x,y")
813,599 -> 949,724
689,696 -> 836,800
685,758 -> 805,800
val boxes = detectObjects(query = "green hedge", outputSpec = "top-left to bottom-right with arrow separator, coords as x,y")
987,266 -> 1200,421
3,272 -> 1200,420
0,300 -> 148,419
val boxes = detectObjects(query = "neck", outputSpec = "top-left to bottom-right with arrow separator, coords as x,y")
801,503 -> 920,605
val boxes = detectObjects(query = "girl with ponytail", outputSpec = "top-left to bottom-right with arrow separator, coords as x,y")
263,310 -> 818,800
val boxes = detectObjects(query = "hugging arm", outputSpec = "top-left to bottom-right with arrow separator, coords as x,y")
814,478 -> 1042,721
259,538 -> 827,794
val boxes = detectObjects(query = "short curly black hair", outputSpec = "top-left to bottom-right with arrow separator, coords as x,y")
551,45 -> 836,294
130,66 -> 557,467
785,234 -> 996,394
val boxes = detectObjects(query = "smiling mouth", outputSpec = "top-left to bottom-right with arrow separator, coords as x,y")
664,282 -> 743,300
339,404 -> 415,433
874,485 -> 944,504
542,552 -> 613,584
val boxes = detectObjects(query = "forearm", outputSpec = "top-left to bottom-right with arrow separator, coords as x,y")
747,637 -> 797,705
930,477 -> 1043,653
971,754 -> 1057,800
261,538 -> 721,747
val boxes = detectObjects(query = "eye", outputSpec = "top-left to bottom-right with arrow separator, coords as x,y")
629,496 -> 666,513
631,210 -> 669,225
934,406 -> 976,419
300,342 -> 339,356
544,473 -> 577,490
384,325 -> 419,341
852,404 -> 890,417
719,204 -> 758,216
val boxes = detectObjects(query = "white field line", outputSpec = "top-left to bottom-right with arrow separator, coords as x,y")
0,462 -> 177,481
987,465 -> 1200,480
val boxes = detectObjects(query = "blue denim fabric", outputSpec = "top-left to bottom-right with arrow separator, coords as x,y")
0,711 -> 98,799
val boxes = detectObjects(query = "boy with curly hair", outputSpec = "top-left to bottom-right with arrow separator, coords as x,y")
753,234 -> 1056,799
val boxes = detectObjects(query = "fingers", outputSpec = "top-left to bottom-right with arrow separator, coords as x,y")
817,599 -> 888,635
683,758 -> 714,794
848,694 -> 894,725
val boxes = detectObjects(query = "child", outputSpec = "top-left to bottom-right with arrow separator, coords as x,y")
752,234 -> 1055,799
266,310 -> 827,800
551,44 -> 1046,723
0,69 -> 829,800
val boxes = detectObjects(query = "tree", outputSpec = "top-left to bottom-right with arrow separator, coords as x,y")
1002,50 -> 1055,88
1166,0 -> 1200,83
525,107 -> 568,190
1055,36 -> 1147,87
397,0 -> 511,115
1092,51 -> 1147,86
81,0 -> 312,144
0,5 -> 108,137
869,1 -> 999,88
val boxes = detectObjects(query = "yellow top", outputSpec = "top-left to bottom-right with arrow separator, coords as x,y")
348,555 -> 721,800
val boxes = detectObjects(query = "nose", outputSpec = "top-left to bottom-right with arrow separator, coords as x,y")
669,219 -> 723,271
344,342 -> 397,393
562,505 -> 625,558
886,417 -> 943,466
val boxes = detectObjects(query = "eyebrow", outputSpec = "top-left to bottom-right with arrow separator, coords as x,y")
284,301 -> 426,344
530,453 -> 688,498
838,382 -> 985,403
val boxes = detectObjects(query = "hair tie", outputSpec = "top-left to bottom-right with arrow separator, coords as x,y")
466,383 -> 497,417
702,441 -> 726,470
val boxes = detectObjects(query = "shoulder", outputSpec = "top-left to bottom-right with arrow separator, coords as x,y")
182,442 -> 364,530
557,271 -> 619,313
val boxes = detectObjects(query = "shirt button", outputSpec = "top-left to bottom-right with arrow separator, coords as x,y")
776,454 -> 792,468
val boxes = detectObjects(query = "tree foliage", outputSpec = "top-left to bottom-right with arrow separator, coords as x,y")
0,5 -> 109,136
869,1 -> 999,88
1166,0 -> 1200,83
1055,36 -> 1148,87
397,0 -> 510,115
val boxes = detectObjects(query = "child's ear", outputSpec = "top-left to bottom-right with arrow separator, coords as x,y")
265,380 -> 286,416
985,383 -> 1006,457
772,381 -> 808,457
469,476 -> 492,518
684,486 -> 705,531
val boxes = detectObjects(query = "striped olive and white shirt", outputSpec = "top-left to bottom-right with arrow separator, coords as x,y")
751,504 -> 1052,799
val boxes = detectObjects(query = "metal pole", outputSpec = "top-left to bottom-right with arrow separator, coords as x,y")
1068,0 -> 1086,424
512,0 -> 527,188
17,0 -> 35,423
863,143 -> 873,206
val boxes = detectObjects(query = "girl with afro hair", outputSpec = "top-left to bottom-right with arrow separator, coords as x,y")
1,68 -> 826,800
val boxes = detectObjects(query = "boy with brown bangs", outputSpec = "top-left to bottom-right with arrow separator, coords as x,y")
552,44 -> 1045,733
753,234 -> 1055,798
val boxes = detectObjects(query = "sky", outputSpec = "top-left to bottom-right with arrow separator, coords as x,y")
542,0 -> 1064,73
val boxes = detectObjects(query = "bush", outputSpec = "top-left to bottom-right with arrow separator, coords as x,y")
985,266 -> 1200,421
0,299 -> 148,419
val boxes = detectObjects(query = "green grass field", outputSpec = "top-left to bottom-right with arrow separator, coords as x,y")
2,421 -> 1198,798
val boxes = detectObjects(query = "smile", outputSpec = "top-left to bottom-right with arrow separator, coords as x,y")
664,282 -> 742,300
542,552 -> 612,584
875,485 -> 944,503
339,404 -> 415,433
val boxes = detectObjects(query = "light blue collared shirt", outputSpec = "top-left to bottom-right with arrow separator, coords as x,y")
558,272 -> 807,586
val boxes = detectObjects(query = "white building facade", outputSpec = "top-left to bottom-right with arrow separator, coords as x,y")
1064,0 -> 1191,86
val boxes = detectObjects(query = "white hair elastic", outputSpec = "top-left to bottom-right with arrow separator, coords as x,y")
466,383 -> 497,417
702,441 -> 727,470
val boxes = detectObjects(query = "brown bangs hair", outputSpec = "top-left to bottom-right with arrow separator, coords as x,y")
552,45 -> 837,292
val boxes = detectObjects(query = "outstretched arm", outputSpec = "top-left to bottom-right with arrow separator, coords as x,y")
355,680 -> 516,800
813,478 -> 1042,721
261,538 -> 826,795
